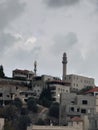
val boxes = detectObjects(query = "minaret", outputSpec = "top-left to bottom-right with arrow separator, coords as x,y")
34,61 -> 37,76
62,52 -> 67,81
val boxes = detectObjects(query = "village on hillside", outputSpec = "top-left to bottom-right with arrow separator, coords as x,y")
0,53 -> 98,130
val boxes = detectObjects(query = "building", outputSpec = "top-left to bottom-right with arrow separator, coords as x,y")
32,75 -> 61,99
85,87 -> 98,96
12,69 -> 35,81
27,116 -> 89,130
64,74 -> 95,92
88,114 -> 98,130
47,80 -> 70,102
0,118 -> 4,130
59,93 -> 96,125
61,52 -> 95,92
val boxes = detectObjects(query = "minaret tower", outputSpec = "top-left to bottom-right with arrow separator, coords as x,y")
62,52 -> 67,81
34,61 -> 37,76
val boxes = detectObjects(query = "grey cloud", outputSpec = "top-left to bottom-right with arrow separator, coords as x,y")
44,0 -> 79,8
0,0 -> 26,55
0,0 -> 25,30
51,32 -> 78,54
0,32 -> 20,54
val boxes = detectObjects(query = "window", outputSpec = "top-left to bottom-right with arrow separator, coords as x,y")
77,108 -> 80,112
70,107 -> 74,112
0,93 -> 2,97
82,100 -> 88,105
81,109 -> 86,113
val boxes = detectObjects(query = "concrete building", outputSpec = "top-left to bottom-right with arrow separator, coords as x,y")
47,80 -> 70,102
85,87 -> 98,96
88,114 -> 98,130
0,78 -> 29,105
13,69 -> 35,81
32,75 -> 61,99
61,52 -> 95,92
27,116 -> 89,130
64,74 -> 95,92
59,93 -> 96,125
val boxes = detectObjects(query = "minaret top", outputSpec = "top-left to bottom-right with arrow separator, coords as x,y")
34,61 -> 37,75
62,52 -> 67,64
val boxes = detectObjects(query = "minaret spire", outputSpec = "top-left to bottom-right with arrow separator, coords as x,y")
34,61 -> 37,76
62,52 -> 67,81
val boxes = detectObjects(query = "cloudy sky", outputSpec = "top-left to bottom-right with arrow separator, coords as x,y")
1,0 -> 98,84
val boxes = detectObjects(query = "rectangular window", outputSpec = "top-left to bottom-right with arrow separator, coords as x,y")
70,107 -> 74,112
81,109 -> 86,113
82,100 -> 88,105
77,108 -> 80,112
0,93 -> 2,97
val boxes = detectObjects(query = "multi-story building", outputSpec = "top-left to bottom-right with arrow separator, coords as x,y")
59,93 -> 96,125
32,75 -> 70,102
88,114 -> 98,130
64,74 -> 95,92
47,80 -> 70,102
12,69 -> 35,81
32,75 -> 61,99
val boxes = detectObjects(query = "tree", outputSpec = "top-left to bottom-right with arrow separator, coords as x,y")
36,118 -> 45,125
27,97 -> 38,112
18,115 -> 31,130
49,102 -> 59,118
13,98 -> 23,110
3,105 -> 17,121
0,65 -> 5,78
77,86 -> 93,94
39,86 -> 52,107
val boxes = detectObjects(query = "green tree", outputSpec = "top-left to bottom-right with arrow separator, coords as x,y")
3,105 -> 17,120
36,118 -> 45,125
4,120 -> 15,130
39,86 -> 52,107
18,115 -> 31,130
0,65 -> 5,78
27,97 -> 38,112
13,98 -> 23,110
49,102 -> 59,118
77,86 -> 93,94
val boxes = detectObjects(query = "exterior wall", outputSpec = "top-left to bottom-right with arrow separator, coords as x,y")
88,114 -> 98,130
64,74 -> 95,92
49,84 -> 70,102
0,118 -> 4,130
59,93 -> 96,125
17,90 -> 35,104
13,69 -> 34,80
27,125 -> 83,130
32,75 -> 62,100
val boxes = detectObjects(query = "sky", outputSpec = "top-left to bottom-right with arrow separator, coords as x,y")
1,0 -> 98,85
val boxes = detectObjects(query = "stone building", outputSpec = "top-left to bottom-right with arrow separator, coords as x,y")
59,93 -> 96,125
12,69 -> 35,81
64,74 -> 95,92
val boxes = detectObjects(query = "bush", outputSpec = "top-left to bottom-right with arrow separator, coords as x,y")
49,102 -> 59,118
27,97 -> 38,112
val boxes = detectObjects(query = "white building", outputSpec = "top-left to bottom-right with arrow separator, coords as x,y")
64,74 -> 95,92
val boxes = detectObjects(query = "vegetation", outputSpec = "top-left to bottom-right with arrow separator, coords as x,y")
49,102 -> 59,118
77,86 -> 93,94
13,98 -> 23,110
39,86 -> 52,107
18,115 -> 31,130
27,97 -> 38,112
0,65 -> 5,78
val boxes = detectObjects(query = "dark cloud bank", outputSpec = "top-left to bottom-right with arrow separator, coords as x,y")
44,0 -> 80,8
